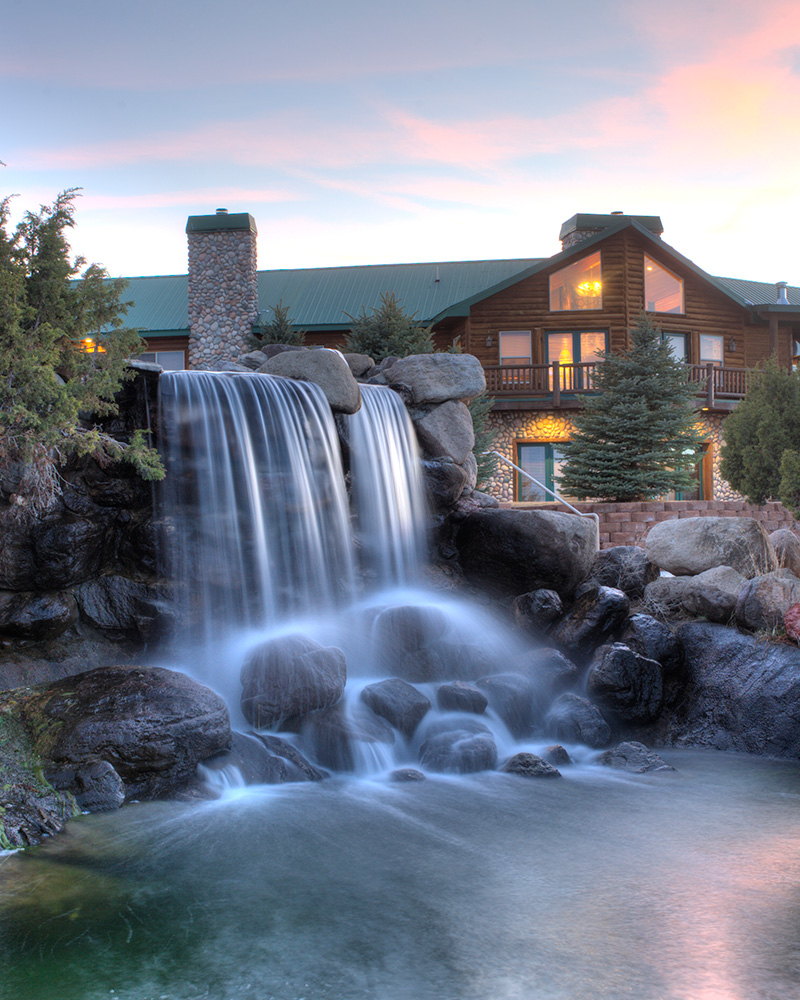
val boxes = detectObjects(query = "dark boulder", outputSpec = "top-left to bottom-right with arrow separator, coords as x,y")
360,678 -> 431,739
513,647 -> 580,699
32,515 -> 112,589
252,733 -> 329,782
586,643 -> 664,724
597,741 -> 675,773
422,458 -> 468,511
618,614 -> 683,677
436,681 -> 488,714
300,704 -> 395,772
7,665 -> 231,801
46,759 -> 126,812
542,744 -> 572,767
475,672 -> 541,738
0,591 -> 78,639
201,731 -> 328,785
455,509 -> 597,600
548,586 -> 630,662
373,604 -> 462,682
544,693 -> 612,749
581,546 -> 659,600
240,634 -> 347,728
74,576 -> 169,638
418,719 -> 498,774
500,752 -> 561,778
389,768 -> 426,782
511,589 -> 563,633
664,623 -> 800,757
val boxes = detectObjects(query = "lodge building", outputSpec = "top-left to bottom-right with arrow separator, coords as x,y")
124,209 -> 800,503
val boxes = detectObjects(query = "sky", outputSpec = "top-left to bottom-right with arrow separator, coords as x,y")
3,0 -> 800,284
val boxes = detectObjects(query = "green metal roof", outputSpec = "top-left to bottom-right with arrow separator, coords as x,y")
714,276 -> 800,307
121,273 -> 189,332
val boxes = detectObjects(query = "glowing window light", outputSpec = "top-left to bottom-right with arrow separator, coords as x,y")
78,337 -> 107,354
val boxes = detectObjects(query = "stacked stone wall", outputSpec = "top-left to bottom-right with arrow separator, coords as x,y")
187,230 -> 258,368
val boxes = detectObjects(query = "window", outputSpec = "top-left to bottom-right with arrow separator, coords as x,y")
645,255 -> 684,314
699,335 -> 723,366
516,443 -> 565,502
549,251 -> 602,311
669,444 -> 711,501
499,331 -> 531,365
139,350 -> 186,371
547,330 -> 607,389
662,332 -> 688,360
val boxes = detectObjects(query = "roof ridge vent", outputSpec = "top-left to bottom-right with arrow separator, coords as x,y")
777,281 -> 790,305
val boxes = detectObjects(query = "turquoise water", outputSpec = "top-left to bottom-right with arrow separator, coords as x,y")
1,750 -> 799,1000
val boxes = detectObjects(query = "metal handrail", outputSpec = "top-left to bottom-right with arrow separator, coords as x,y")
486,450 -> 600,531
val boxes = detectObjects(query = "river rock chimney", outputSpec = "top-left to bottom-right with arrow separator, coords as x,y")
559,212 -> 664,250
186,210 -> 259,368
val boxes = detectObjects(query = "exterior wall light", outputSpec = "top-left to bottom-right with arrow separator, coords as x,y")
486,334 -> 493,347
728,338 -> 737,352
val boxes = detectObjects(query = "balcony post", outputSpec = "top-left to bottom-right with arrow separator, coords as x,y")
552,362 -> 560,407
706,362 -> 715,408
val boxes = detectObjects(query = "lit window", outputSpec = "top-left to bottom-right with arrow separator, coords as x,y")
499,331 -> 531,365
516,443 -> 566,502
78,337 -> 107,354
549,252 -> 602,311
645,255 -> 684,314
547,330 -> 606,388
699,335 -> 723,366
663,332 -> 688,360
139,350 -> 186,371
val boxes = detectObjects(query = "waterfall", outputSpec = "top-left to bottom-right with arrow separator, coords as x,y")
158,371 -> 356,644
348,384 -> 428,586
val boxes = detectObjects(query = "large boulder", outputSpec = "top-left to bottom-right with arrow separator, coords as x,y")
770,529 -> 800,577
360,678 -> 431,739
240,634 -> 347,728
544,693 -> 612,749
436,681 -> 488,714
582,546 -> 659,599
261,349 -> 362,414
511,590 -> 563,633
735,569 -> 800,631
618,614 -> 683,677
381,354 -> 486,405
455,509 -> 598,599
500,752 -> 561,779
644,566 -> 745,623
645,517 -> 776,578
665,623 -> 800,756
513,647 -> 580,699
418,718 -> 498,773
475,672 -> 541,738
548,586 -> 630,662
372,605 -> 456,682
597,741 -> 675,773
4,666 -> 231,803
74,576 -> 169,637
586,643 -> 664,724
301,704 -> 395,772
422,458 -> 469,511
0,591 -> 78,639
413,401 -> 475,464
199,731 -> 328,786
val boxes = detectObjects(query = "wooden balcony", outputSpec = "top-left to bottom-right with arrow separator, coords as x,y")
484,362 -> 756,412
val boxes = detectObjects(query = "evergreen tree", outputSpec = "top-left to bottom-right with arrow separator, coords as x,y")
250,300 -> 305,347
557,316 -> 702,501
468,392 -> 497,488
344,292 -> 434,359
0,189 -> 163,510
719,357 -> 800,504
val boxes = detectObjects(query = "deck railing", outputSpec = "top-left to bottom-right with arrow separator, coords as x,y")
484,361 -> 756,406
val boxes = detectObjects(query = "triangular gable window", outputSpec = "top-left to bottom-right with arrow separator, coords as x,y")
645,255 -> 684,314
549,251 -> 602,311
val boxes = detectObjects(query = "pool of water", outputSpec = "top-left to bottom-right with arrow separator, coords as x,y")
1,750 -> 799,1000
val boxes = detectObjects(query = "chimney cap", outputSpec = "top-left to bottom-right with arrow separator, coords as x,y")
186,211 -> 257,235
559,213 -> 664,241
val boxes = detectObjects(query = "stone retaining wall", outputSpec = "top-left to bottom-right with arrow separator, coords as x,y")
500,499 -> 800,549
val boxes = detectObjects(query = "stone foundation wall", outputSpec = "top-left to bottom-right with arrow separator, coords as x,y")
501,499 -> 799,549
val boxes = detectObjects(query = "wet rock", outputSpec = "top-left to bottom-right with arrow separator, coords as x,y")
645,516 -> 776,578
683,566 -> 746,622
261,349 -> 362,414
422,458 -> 469,511
360,678 -> 431,738
770,529 -> 800,577
583,546 -> 659,599
46,759 -> 126,812
252,733 -> 329,782
514,648 -> 580,699
544,693 -> 612,749
32,515 -> 111,590
436,681 -> 488,714
586,643 -> 664,724
382,353 -> 486,405
475,672 -> 541,738
202,732 -> 327,785
618,614 -> 683,676
548,586 -> 630,662
74,576 -> 169,637
239,349 -> 272,370
542,744 -> 572,767
343,353 -> 375,378
500,752 -> 561,778
6,665 -> 231,802
0,591 -> 78,639
735,569 -> 800,631
511,590 -> 563,632
240,634 -> 347,728
413,401 -> 475,465
455,509 -> 598,600
667,623 -> 800,756
459,451 -> 478,493
418,719 -> 498,774
373,604 -> 451,680
389,768 -> 426,782
301,704 -> 395,772
597,741 -> 675,773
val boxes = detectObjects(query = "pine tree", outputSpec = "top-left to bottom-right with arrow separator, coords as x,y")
557,316 -> 702,501
0,189 -> 163,510
344,292 -> 434,359
250,300 -> 305,347
720,357 -> 800,504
